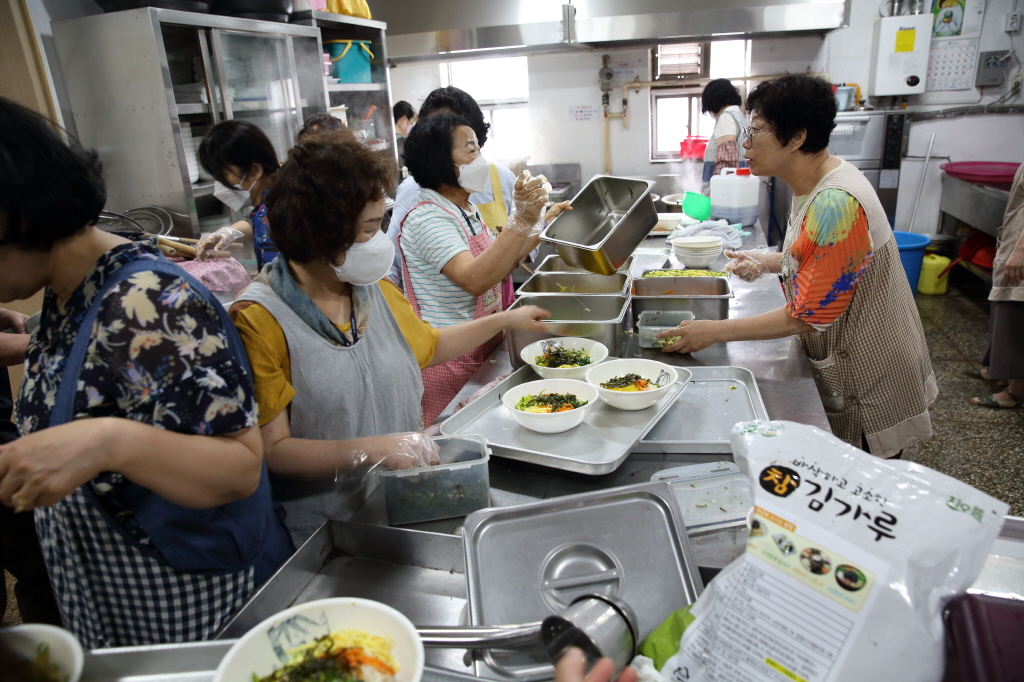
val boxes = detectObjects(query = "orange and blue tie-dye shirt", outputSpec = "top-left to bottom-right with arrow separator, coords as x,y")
787,188 -> 873,330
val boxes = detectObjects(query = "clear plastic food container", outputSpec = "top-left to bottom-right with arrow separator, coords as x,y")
650,462 -> 752,531
379,435 -> 491,526
637,310 -> 694,348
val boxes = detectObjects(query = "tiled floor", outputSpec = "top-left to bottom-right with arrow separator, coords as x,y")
3,273 -> 1023,625
904,271 -> 1024,516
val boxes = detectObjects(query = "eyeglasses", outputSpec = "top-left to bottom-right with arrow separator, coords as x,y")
742,125 -> 773,140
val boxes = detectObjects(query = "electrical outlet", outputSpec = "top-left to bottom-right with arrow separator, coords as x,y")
1006,12 -> 1020,33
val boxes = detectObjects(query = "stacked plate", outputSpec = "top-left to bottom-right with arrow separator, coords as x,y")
180,124 -> 200,184
670,235 -> 723,268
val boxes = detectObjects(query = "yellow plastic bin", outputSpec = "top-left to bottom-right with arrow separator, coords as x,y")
917,253 -> 951,295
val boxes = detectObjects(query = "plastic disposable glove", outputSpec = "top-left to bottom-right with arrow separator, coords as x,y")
196,226 -> 245,260
367,432 -> 440,470
723,248 -> 774,282
506,170 -> 550,237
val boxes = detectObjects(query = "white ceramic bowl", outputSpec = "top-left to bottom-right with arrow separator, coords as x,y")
675,250 -> 723,269
214,598 -> 425,682
501,378 -> 599,433
585,359 -> 680,411
520,337 -> 609,380
671,235 -> 722,249
0,624 -> 84,682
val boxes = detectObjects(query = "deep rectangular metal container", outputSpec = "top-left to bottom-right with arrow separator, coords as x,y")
506,294 -> 629,368
541,175 -> 656,275
535,254 -> 635,274
517,271 -> 631,297
631,275 -> 733,324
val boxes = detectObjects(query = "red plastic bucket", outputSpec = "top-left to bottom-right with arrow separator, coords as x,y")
680,136 -> 708,159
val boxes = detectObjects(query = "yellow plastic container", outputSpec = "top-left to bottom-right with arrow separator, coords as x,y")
917,253 -> 951,295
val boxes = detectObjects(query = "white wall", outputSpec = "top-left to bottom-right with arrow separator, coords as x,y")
389,0 -> 1024,232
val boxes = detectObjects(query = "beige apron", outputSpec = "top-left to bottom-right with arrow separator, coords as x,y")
782,159 -> 937,457
989,162 -> 1024,302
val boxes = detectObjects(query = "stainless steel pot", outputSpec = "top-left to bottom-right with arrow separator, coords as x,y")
660,193 -> 684,213
541,595 -> 639,678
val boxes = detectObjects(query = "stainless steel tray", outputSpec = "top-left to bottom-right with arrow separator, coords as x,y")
535,254 -> 634,275
517,271 -> 631,297
439,365 -> 690,474
463,482 -> 703,680
634,366 -> 769,454
219,520 -> 474,674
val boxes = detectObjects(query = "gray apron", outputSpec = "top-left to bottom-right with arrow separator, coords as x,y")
782,160 -> 937,457
236,282 -> 423,546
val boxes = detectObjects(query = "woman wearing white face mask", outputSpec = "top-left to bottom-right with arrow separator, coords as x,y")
197,120 -> 281,266
399,114 -> 570,424
230,130 -> 551,546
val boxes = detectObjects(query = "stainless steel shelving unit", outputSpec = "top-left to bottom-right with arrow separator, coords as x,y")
52,8 -> 329,237
291,10 -> 398,165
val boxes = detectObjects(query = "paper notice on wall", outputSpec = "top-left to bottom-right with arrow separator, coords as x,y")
569,105 -> 599,122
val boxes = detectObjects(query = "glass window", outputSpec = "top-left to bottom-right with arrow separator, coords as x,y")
650,40 -> 750,162
437,56 -> 531,164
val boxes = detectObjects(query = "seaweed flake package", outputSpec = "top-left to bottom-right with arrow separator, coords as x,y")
663,421 -> 1008,682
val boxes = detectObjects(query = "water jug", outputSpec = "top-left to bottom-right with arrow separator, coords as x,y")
917,253 -> 951,295
710,168 -> 759,226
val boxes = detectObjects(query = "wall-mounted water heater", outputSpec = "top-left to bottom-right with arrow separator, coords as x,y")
870,13 -> 933,96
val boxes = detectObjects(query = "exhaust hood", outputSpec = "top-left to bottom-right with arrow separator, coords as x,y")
376,0 -> 850,62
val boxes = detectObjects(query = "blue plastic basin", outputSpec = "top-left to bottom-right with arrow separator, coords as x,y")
893,231 -> 931,296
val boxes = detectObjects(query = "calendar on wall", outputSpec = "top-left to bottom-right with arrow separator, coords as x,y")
925,0 -> 985,91
926,38 -> 980,90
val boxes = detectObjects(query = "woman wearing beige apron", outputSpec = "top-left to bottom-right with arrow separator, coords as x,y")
656,75 -> 936,458
399,114 -> 564,424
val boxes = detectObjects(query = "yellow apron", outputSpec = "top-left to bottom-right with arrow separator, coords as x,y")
475,164 -> 508,238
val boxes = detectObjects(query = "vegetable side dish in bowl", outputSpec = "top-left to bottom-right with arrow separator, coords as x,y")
585,359 -> 680,410
214,598 -> 424,682
0,624 -> 83,682
501,378 -> 599,433
520,337 -> 609,380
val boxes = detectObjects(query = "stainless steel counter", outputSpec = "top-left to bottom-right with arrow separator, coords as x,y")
393,225 -> 827,567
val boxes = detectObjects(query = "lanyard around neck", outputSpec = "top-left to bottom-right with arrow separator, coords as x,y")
342,304 -> 358,347
456,206 -> 479,237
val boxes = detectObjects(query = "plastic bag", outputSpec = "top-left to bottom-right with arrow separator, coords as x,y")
722,247 -> 774,282
663,420 -> 1008,682
327,0 -> 371,19
667,219 -> 748,250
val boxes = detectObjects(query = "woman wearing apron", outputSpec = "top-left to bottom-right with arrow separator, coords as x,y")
701,79 -> 749,196
196,120 -> 281,267
230,130 -> 549,546
0,99 -> 292,647
398,114 -> 563,425
657,75 -> 936,458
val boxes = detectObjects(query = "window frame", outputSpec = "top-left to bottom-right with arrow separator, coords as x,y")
649,85 -> 704,163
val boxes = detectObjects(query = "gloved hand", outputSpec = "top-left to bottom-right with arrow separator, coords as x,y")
723,249 -> 774,282
367,432 -> 440,470
506,170 -> 550,237
196,226 -> 245,260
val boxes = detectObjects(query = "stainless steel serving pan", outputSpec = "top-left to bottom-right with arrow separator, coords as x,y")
631,274 -> 733,325
517,272 -> 631,297
506,294 -> 629,368
535,254 -> 635,275
541,176 -> 656,275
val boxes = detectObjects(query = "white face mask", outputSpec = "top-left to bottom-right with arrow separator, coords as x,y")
332,230 -> 395,286
213,171 -> 253,212
455,154 -> 490,194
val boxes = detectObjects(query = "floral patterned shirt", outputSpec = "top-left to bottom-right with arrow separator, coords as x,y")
786,189 -> 874,331
15,239 -> 257,546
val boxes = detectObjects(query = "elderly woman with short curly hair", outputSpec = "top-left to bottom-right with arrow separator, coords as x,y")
230,129 -> 549,546
659,74 -> 936,458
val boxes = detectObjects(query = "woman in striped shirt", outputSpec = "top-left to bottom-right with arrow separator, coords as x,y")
399,114 -> 570,424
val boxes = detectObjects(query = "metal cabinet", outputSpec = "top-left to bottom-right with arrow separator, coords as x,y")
291,10 -> 398,167
52,8 -> 328,238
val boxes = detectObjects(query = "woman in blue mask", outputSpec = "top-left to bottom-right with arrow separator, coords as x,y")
230,129 -> 551,546
197,120 -> 281,267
